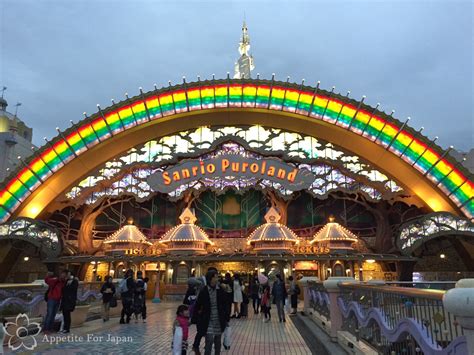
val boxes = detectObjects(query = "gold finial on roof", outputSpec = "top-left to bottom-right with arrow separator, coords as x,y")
179,208 -> 197,224
264,207 -> 281,223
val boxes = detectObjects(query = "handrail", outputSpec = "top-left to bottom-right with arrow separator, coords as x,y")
385,281 -> 456,284
338,282 -> 445,300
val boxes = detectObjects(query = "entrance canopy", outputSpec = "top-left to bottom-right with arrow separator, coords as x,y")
0,79 -> 472,222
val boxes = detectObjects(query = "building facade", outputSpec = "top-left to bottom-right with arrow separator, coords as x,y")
0,26 -> 472,289
0,97 -> 35,183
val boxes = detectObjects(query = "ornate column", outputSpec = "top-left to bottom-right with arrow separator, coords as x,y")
443,279 -> 474,354
322,276 -> 355,342
152,270 -> 162,303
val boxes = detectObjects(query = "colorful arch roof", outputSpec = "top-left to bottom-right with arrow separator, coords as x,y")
0,78 -> 472,222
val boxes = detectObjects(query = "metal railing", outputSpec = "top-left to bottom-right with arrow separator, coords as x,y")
384,281 -> 457,291
338,283 -> 464,354
306,280 -> 469,354
307,281 -> 330,321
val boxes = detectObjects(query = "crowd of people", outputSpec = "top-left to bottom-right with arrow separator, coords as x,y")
40,268 -> 301,355
175,269 -> 301,355
114,269 -> 149,324
41,268 -> 149,334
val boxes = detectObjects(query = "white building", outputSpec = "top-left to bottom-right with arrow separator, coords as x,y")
0,97 -> 35,183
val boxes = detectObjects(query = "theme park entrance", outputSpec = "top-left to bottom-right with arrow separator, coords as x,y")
0,79 -> 472,286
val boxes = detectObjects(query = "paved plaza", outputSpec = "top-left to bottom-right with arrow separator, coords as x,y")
6,302 -> 313,355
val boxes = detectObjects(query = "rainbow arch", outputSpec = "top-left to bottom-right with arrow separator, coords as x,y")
0,78 -> 472,222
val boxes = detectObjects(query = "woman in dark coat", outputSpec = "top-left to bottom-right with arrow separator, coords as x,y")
100,276 -> 116,322
60,271 -> 79,333
222,273 -> 233,319
192,270 -> 228,355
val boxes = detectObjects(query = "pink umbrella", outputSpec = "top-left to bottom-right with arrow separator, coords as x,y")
258,273 -> 268,284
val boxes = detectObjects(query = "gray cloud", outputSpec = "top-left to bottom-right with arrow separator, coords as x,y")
1,0 -> 472,150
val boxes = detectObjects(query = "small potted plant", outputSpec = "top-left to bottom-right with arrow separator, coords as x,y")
70,299 -> 91,328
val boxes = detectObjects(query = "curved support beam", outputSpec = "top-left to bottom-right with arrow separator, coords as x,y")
0,217 -> 62,258
0,80 -> 471,222
337,297 -> 468,355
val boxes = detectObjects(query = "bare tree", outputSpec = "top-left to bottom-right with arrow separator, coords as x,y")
77,196 -> 133,253
265,190 -> 298,225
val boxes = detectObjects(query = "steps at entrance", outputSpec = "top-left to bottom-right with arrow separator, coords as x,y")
292,312 -> 348,355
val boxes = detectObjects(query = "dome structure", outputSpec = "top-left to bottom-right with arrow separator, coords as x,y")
159,208 -> 213,255
103,220 -> 152,253
248,207 -> 299,254
310,217 -> 358,253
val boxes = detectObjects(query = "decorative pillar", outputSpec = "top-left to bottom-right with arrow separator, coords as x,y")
398,260 -> 416,281
443,279 -> 474,354
152,270 -> 162,303
358,260 -> 363,281
323,276 -> 356,342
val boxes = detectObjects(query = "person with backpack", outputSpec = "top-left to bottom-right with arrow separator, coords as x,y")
100,276 -> 116,322
288,275 -> 300,315
183,283 -> 198,320
119,269 -> 135,324
60,271 -> 79,334
133,271 -> 147,323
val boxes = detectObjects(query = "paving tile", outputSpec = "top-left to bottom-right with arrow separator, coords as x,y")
4,302 -> 311,354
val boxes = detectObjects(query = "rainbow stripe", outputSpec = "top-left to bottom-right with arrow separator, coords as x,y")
0,79 -> 472,221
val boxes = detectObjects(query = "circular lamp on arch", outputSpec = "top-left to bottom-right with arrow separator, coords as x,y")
159,208 -> 213,255
310,217 -> 358,254
247,207 -> 299,254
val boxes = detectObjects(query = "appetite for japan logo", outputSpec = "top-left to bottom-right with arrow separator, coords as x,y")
2,313 -> 42,351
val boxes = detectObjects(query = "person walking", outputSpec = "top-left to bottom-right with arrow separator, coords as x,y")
271,274 -> 287,323
192,269 -> 228,355
231,274 -> 243,318
250,275 -> 261,314
43,270 -> 67,332
288,275 -> 300,315
142,277 -> 149,321
183,283 -> 198,321
100,276 -> 116,322
60,271 -> 78,334
173,304 -> 190,355
119,269 -> 135,324
133,271 -> 147,323
222,273 -> 233,320
191,267 -> 216,354
261,285 -> 271,323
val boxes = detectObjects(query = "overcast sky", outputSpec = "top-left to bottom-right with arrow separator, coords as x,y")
1,0 -> 472,151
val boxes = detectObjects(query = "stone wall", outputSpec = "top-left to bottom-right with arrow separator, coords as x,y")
5,254 -> 47,283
